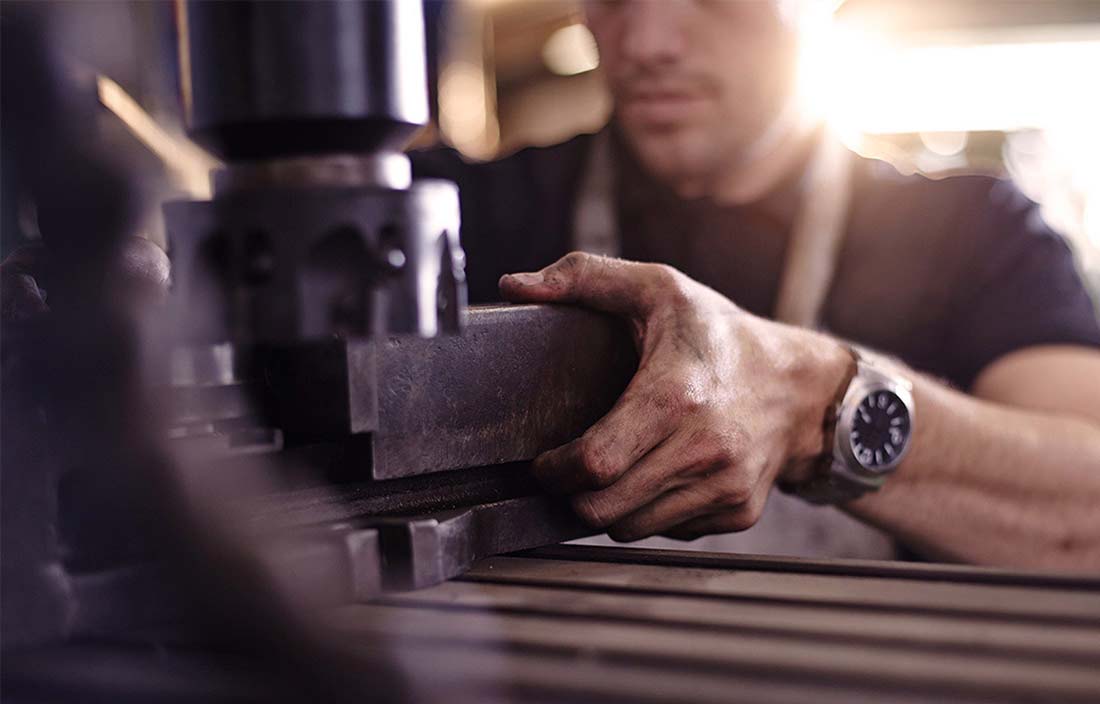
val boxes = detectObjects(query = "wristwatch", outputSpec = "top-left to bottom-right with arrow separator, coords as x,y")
787,346 -> 915,505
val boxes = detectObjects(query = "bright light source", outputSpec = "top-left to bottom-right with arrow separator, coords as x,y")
799,23 -> 1100,135
542,23 -> 599,77
920,131 -> 969,156
798,19 -> 1100,265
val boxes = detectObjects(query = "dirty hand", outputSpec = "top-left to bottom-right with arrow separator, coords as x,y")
500,252 -> 852,541
1,238 -> 170,323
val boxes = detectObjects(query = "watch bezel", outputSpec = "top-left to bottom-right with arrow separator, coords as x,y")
834,373 -> 914,482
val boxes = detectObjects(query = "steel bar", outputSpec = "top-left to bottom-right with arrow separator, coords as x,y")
250,304 -> 637,479
369,303 -> 637,479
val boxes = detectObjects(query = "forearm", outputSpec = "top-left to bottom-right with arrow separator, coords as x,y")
844,373 -> 1100,570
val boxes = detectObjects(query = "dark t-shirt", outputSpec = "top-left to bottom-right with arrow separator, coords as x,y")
411,132 -> 1100,389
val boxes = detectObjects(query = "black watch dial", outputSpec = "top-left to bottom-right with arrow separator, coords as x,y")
849,390 -> 911,470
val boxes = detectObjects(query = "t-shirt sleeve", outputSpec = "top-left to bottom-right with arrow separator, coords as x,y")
944,179 -> 1100,389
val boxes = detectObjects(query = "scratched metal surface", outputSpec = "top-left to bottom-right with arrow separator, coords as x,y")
326,545 -> 1100,704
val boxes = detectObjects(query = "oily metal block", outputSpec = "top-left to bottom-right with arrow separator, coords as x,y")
257,303 -> 637,479
369,303 -> 638,479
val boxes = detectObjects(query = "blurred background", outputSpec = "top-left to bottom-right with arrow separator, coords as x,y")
430,0 -> 1100,289
7,0 -> 1099,292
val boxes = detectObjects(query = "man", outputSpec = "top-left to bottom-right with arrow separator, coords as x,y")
411,1 -> 1100,568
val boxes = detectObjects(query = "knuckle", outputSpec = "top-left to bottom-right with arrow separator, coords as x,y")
690,425 -> 743,466
648,371 -> 706,415
548,251 -> 594,295
716,437 -> 747,467
645,384 -> 687,415
556,251 -> 590,279
680,388 -> 708,415
727,498 -> 766,532
647,264 -> 691,303
575,437 -> 620,488
572,493 -> 614,528
560,251 -> 591,269
647,263 -> 679,287
713,477 -> 755,509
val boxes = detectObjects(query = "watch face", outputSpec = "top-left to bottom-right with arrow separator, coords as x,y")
849,390 -> 911,470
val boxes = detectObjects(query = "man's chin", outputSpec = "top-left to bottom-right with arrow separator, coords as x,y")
622,126 -> 717,194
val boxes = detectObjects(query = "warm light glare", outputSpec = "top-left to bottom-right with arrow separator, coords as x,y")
799,23 -> 1100,136
542,23 -> 600,77
797,18 -> 1100,269
97,75 -> 219,197
439,60 -> 499,159
919,131 -> 969,157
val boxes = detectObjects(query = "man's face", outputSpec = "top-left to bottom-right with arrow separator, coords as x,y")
585,0 -> 802,193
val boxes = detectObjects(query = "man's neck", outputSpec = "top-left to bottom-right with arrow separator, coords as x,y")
709,108 -> 822,207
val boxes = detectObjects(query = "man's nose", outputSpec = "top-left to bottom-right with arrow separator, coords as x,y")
619,0 -> 686,68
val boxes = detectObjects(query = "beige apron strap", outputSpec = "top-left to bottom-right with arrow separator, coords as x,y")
773,133 -> 853,329
572,131 -> 620,257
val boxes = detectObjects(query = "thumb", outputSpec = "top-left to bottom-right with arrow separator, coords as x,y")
499,252 -> 660,316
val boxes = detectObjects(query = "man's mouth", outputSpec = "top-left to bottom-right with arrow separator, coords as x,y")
620,90 -> 709,126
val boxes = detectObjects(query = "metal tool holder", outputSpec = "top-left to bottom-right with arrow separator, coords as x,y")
160,0 -> 637,599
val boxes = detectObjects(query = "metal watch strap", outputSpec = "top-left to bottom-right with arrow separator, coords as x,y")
789,458 -> 887,505
784,345 -> 908,505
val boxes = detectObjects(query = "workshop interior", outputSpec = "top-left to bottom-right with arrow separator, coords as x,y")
2,1 -> 1099,702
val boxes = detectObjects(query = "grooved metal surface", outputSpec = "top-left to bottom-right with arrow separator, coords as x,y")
326,545 -> 1100,703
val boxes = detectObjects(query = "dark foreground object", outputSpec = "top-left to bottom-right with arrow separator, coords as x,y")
6,544 -> 1100,703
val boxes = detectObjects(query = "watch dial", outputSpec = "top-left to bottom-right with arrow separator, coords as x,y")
849,390 -> 910,470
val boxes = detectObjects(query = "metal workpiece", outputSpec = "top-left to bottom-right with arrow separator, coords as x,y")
179,0 -> 429,161
155,302 -> 634,608
189,304 -> 637,476
254,495 -> 583,600
370,303 -> 637,479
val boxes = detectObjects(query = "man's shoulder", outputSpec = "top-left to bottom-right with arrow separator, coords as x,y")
847,156 -> 1058,260
840,154 -> 1099,387
853,157 -> 1008,222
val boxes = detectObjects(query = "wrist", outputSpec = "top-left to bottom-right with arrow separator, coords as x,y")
781,333 -> 858,485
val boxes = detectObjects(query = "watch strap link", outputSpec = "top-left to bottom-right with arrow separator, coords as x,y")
788,459 -> 887,505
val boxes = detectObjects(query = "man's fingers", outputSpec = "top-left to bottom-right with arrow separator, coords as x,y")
1,273 -> 50,321
0,238 -> 170,322
499,251 -> 676,317
1,245 -> 49,322
569,432 -> 696,529
531,376 -> 677,494
605,485 -> 715,543
660,501 -> 768,542
115,237 -> 171,292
